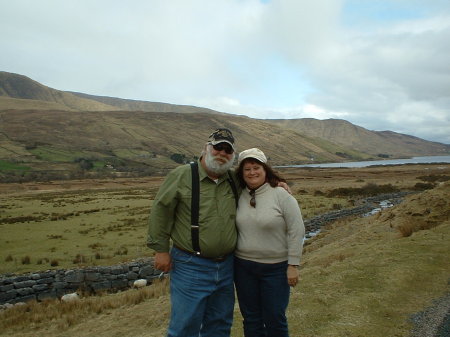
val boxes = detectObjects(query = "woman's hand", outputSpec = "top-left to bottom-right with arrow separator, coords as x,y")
287,265 -> 299,287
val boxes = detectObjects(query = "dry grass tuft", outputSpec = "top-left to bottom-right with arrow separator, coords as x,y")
378,182 -> 450,237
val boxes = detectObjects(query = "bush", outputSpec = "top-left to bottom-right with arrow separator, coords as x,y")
327,183 -> 399,197
414,182 -> 435,191
417,175 -> 450,183
21,256 -> 31,264
73,254 -> 87,264
115,246 -> 128,256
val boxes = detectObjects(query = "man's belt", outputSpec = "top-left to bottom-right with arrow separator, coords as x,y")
173,245 -> 230,263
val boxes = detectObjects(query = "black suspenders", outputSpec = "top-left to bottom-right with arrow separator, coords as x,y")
189,162 -> 238,254
190,162 -> 201,254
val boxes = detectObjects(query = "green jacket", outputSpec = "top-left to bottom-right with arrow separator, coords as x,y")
147,159 -> 239,258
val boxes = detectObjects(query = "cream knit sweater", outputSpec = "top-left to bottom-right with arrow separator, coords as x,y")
235,183 -> 305,265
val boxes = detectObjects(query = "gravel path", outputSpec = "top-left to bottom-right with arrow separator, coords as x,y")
409,293 -> 450,337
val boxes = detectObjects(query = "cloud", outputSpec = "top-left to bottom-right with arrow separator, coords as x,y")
1,0 -> 449,144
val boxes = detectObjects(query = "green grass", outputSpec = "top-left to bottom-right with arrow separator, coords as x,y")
0,188 -> 157,274
1,182 -> 448,337
28,146 -> 86,162
0,160 -> 30,171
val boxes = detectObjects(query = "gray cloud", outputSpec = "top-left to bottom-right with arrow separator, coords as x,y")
1,0 -> 449,144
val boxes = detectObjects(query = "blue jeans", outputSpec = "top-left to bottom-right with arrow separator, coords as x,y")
234,257 -> 290,337
167,246 -> 235,337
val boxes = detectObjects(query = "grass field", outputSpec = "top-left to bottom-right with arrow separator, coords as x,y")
0,182 -> 350,274
0,164 -> 449,336
0,160 -> 30,172
0,187 -> 160,274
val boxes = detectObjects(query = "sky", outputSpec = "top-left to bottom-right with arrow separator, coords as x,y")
1,0 -> 450,144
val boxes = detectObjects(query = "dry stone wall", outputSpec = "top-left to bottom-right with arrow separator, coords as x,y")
304,192 -> 410,236
0,258 -> 160,306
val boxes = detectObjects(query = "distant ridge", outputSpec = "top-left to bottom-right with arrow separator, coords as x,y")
0,70 -> 448,181
267,118 -> 449,157
0,71 -> 224,114
0,72 -> 115,111
69,92 -> 224,114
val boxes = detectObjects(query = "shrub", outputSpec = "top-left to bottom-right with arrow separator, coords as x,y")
21,256 -> 31,264
115,246 -> 128,256
413,182 -> 435,190
327,183 -> 399,197
5,254 -> 13,262
397,223 -> 414,237
417,174 -> 450,183
73,254 -> 87,264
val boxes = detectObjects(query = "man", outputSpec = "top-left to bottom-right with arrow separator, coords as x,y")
147,128 -> 239,337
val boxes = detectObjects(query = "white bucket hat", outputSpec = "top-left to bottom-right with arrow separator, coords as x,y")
238,148 -> 267,165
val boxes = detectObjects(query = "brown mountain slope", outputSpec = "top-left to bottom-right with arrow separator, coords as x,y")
267,118 -> 449,157
0,71 -> 223,115
69,92 -> 224,114
0,72 -> 117,111
0,109 -> 359,169
1,71 -> 448,166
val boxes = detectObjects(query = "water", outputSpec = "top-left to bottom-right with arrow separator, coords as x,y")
278,155 -> 450,168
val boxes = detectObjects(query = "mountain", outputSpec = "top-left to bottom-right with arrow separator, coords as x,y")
0,71 -> 448,181
69,92 -> 224,115
0,71 -> 222,114
267,118 -> 449,157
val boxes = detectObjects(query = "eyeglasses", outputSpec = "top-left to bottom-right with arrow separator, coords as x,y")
211,143 -> 234,154
249,189 -> 256,208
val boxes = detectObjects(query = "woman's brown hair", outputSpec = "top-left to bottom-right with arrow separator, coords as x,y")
237,158 -> 286,188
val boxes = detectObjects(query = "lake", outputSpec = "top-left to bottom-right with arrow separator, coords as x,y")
277,155 -> 450,168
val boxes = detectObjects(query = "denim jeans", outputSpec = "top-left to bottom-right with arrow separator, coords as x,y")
234,257 -> 290,337
167,246 -> 235,337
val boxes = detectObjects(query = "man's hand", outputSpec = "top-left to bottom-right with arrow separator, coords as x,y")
287,265 -> 299,287
154,252 -> 172,273
278,181 -> 292,194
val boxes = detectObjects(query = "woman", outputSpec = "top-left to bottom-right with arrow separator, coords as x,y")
234,148 -> 305,337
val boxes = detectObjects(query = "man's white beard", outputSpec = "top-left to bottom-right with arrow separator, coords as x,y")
204,146 -> 235,176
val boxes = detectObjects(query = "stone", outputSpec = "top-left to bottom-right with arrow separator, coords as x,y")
0,291 -> 17,302
139,265 -> 154,278
127,272 -> 139,280
64,270 -> 84,283
17,288 -> 34,296
36,277 -> 54,285
85,272 -> 102,282
14,280 -> 36,289
32,284 -> 49,292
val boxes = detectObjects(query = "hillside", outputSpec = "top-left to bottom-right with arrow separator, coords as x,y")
1,71 -> 449,182
0,71 -> 226,114
268,118 -> 449,157
0,109 -> 366,182
69,92 -> 224,115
